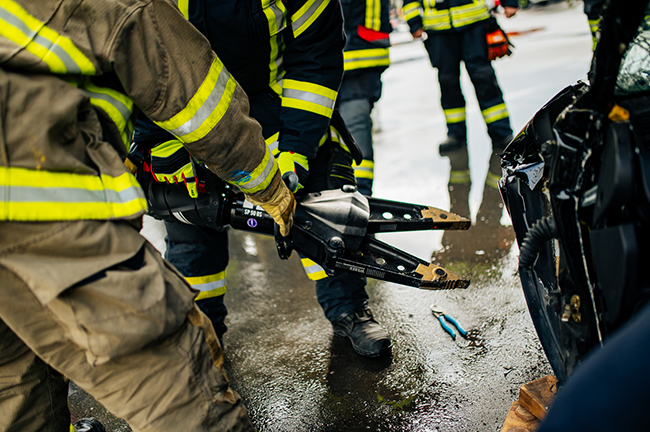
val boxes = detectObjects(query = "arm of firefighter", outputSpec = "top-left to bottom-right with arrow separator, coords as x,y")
110,1 -> 294,233
402,0 -> 424,35
278,0 -> 346,159
500,0 -> 519,17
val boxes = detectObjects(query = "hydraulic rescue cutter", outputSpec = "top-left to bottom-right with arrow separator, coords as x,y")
136,157 -> 472,291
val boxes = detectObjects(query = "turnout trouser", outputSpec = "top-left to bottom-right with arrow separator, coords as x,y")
0,220 -> 253,432
423,23 -> 513,143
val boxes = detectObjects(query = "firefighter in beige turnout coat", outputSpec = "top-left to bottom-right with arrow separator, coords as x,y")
0,0 -> 295,430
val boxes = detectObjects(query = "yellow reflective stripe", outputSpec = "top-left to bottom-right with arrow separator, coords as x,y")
450,169 -> 471,184
63,76 -> 135,149
70,424 -> 75,432
233,146 -> 279,194
187,271 -> 227,300
282,79 -> 337,118
403,2 -> 421,21
485,170 -> 501,190
266,132 -> 281,156
155,57 -> 237,144
263,0 -> 287,34
450,1 -> 490,27
0,166 -> 147,221
353,159 -> 374,179
327,126 -> 348,152
0,0 -> 96,74
343,48 -> 390,71
482,103 -> 509,124
365,0 -> 381,31
151,139 -> 184,158
423,10 -> 452,30
82,80 -> 135,149
444,107 -> 466,124
301,258 -> 328,280
292,0 -> 330,38
422,0 -> 489,30
262,0 -> 287,92
177,0 -> 190,19
588,18 -> 600,34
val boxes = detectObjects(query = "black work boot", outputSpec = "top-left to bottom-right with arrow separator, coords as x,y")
438,136 -> 467,156
332,309 -> 392,357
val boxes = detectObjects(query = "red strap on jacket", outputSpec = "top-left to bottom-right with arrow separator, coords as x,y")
357,25 -> 389,43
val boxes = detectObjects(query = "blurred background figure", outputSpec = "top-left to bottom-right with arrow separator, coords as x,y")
402,0 -> 518,157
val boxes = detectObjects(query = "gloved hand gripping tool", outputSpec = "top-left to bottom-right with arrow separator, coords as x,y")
129,114 -> 472,290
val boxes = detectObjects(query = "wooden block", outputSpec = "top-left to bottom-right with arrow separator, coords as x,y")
500,401 -> 542,432
519,375 -> 558,421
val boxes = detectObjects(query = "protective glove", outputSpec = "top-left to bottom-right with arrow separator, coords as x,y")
150,139 -> 199,198
276,151 -> 309,193
485,17 -> 512,61
245,178 -> 296,237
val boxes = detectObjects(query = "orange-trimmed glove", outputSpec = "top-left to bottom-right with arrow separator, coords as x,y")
150,139 -> 199,198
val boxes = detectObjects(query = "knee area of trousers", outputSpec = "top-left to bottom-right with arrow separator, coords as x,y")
468,67 -> 501,99
439,70 -> 461,85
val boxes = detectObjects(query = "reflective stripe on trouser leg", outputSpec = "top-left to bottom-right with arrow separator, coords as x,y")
163,221 -> 229,334
338,97 -> 375,196
461,29 -> 513,143
425,30 -> 466,139
481,102 -> 512,142
443,106 -> 467,139
301,257 -> 328,281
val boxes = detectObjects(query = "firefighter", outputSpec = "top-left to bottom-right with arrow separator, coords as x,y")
0,0 -> 295,430
315,0 -> 394,356
133,0 -> 391,358
402,0 -> 518,155
339,0 -> 392,197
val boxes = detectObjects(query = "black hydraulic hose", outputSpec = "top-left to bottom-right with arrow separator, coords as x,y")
519,216 -> 558,269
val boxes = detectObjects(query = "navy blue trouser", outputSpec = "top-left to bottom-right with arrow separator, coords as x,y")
164,221 -> 229,338
423,23 -> 513,143
312,68 -> 389,323
337,68 -> 384,196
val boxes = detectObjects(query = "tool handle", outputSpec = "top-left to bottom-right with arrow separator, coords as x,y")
437,316 -> 456,340
444,315 -> 467,338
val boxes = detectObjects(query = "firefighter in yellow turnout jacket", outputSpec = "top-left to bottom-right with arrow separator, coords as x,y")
134,0 -> 392,357
0,0 -> 295,430
403,0 -> 518,155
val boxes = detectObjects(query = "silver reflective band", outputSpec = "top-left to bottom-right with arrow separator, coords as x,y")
0,7 -> 82,73
192,278 -> 227,292
7,184 -> 144,204
292,0 -> 327,34
283,88 -> 335,111
237,153 -> 275,191
269,1 -> 286,32
83,89 -> 132,125
167,66 -> 231,139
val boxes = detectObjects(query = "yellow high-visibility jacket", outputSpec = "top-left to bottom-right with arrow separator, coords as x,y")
402,0 -> 491,32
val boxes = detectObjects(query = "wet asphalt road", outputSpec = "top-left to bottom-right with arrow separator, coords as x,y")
69,3 -> 594,431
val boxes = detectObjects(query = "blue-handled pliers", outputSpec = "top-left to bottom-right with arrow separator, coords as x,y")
432,310 -> 467,340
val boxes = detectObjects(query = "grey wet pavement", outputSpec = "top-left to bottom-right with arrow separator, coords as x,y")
69,3 -> 593,431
